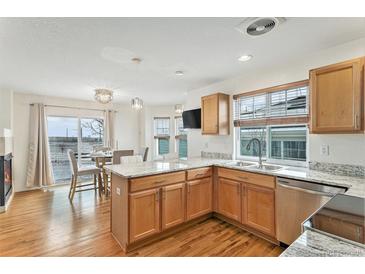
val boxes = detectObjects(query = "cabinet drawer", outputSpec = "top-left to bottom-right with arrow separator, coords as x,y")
186,167 -> 212,180
217,168 -> 275,189
130,171 -> 186,192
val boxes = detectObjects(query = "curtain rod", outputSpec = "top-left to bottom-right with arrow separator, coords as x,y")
29,103 -> 118,112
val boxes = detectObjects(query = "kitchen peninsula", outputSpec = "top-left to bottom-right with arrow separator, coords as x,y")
105,158 -> 365,254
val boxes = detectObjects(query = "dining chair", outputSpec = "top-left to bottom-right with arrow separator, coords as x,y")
67,149 -> 102,201
112,150 -> 134,164
120,155 -> 143,164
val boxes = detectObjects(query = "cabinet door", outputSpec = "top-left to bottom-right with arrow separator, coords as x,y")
161,183 -> 186,230
186,177 -> 212,220
202,94 -> 218,134
129,188 -> 160,243
217,178 -> 241,222
310,58 -> 364,133
246,185 -> 275,237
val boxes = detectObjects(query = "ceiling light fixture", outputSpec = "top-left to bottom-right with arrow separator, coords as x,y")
94,89 -> 113,104
175,71 -> 184,76
131,97 -> 143,110
175,104 -> 184,114
238,54 -> 253,62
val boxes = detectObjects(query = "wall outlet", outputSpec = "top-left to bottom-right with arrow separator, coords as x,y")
116,187 -> 121,195
320,144 -> 329,156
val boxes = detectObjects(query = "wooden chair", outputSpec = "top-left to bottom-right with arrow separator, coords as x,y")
112,150 -> 134,164
67,149 -> 102,201
120,155 -> 143,164
102,149 -> 134,196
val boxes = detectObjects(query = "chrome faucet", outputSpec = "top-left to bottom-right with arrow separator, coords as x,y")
246,138 -> 263,168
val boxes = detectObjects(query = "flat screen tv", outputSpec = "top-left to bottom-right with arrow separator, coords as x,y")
182,108 -> 201,129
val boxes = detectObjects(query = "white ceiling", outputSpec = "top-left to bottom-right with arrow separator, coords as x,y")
0,17 -> 365,105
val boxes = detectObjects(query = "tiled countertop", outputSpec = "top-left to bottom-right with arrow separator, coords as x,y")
104,157 -> 365,257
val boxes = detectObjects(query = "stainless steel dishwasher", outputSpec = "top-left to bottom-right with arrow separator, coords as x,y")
276,177 -> 347,245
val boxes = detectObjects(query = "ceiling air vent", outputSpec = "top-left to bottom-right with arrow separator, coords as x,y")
236,17 -> 286,37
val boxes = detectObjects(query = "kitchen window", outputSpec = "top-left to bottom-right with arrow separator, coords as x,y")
175,116 -> 187,158
154,117 -> 170,155
233,80 -> 309,166
236,125 -> 307,165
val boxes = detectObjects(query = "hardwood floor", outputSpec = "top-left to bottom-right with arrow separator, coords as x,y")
0,185 -> 284,257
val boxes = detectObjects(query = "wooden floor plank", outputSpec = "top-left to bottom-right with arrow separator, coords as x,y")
0,185 -> 284,257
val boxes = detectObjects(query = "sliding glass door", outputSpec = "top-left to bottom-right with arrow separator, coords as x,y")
47,116 -> 104,183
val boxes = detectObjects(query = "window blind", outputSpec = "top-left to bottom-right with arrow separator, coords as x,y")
233,80 -> 309,127
154,117 -> 170,138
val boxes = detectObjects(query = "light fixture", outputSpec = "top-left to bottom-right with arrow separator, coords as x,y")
238,55 -> 253,62
175,70 -> 184,76
175,104 -> 184,114
94,89 -> 113,104
131,97 -> 143,110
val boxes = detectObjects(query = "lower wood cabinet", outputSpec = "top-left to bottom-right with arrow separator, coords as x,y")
245,184 -> 275,237
217,178 -> 241,222
161,183 -> 186,230
129,188 -> 160,243
186,177 -> 212,220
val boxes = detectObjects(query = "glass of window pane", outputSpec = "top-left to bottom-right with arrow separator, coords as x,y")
253,94 -> 267,118
80,118 -> 104,166
240,127 -> 267,157
286,87 -> 308,116
269,90 -> 286,117
47,116 -> 78,183
158,138 -> 169,155
239,97 -> 254,120
270,126 -> 306,161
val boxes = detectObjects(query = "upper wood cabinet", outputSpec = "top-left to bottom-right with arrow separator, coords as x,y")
161,183 -> 186,230
186,177 -> 212,220
129,188 -> 160,243
217,178 -> 241,222
201,93 -> 230,135
310,57 -> 364,133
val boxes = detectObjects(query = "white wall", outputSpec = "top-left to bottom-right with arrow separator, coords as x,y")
12,92 -> 140,192
185,37 -> 365,166
139,105 -> 178,160
0,90 -> 13,130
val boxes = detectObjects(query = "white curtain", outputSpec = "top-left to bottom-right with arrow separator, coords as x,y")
25,103 -> 55,187
104,110 -> 115,149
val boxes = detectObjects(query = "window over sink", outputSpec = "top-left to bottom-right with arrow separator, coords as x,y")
233,80 -> 309,166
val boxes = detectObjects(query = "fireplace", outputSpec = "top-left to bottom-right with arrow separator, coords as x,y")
0,153 -> 13,210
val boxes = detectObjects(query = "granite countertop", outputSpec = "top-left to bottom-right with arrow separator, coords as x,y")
105,157 -> 365,198
104,157 -> 365,257
280,230 -> 365,257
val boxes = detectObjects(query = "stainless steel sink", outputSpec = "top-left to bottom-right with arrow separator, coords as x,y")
226,161 -> 257,167
248,164 -> 283,171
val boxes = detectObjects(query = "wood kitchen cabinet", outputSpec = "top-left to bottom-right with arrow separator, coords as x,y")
310,57 -> 364,133
161,183 -> 186,230
186,177 -> 212,220
129,188 -> 160,243
217,178 -> 241,222
245,184 -> 276,237
201,93 -> 230,135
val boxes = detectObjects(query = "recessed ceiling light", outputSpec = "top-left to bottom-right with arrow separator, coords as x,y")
175,71 -> 184,76
238,55 -> 253,62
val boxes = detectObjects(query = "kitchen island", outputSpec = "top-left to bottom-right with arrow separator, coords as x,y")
105,157 -> 365,254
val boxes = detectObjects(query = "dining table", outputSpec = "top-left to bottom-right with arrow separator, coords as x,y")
90,151 -> 113,195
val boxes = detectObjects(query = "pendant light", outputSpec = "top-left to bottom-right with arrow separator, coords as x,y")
131,57 -> 143,110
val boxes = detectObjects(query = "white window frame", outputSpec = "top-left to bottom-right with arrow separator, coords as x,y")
154,117 -> 171,157
234,124 -> 309,167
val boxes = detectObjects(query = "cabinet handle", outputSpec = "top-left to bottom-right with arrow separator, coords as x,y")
356,227 -> 361,241
155,180 -> 166,184
238,176 -> 248,181
355,115 -> 360,129
242,186 -> 245,197
156,191 -> 159,202
236,184 -> 240,194
187,184 -> 190,193
194,173 -> 205,177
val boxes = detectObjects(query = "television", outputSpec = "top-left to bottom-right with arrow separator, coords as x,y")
182,108 -> 201,129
